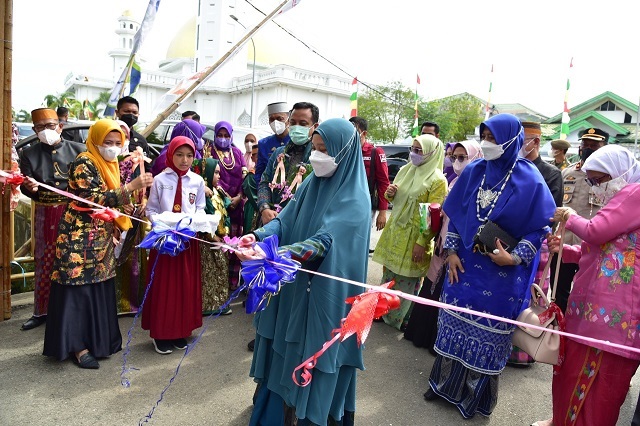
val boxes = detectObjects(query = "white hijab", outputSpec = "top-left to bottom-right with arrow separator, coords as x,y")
583,145 -> 640,183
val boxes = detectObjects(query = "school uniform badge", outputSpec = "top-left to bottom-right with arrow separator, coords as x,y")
189,193 -> 196,204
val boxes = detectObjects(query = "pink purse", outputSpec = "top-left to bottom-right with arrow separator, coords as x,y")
511,225 -> 566,365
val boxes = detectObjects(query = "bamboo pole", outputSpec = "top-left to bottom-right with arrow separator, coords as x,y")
141,0 -> 289,138
1,0 -> 12,320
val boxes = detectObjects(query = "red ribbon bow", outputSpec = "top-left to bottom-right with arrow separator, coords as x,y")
292,281 -> 400,387
538,302 -> 566,367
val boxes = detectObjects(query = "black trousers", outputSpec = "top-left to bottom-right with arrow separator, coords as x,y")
549,255 -> 579,313
634,391 -> 640,426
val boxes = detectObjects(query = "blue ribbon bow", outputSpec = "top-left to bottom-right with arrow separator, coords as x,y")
241,235 -> 300,314
137,217 -> 196,256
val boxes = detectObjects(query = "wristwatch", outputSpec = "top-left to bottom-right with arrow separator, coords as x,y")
259,203 -> 271,213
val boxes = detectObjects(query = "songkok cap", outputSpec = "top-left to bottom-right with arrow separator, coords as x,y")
579,127 -> 609,143
521,121 -> 542,135
550,139 -> 571,150
31,108 -> 58,122
267,102 -> 288,115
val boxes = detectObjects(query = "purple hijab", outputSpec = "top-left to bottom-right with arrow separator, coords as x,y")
210,120 -> 246,201
150,119 -> 205,176
443,142 -> 456,183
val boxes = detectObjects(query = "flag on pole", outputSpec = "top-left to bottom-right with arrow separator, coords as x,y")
484,64 -> 493,121
350,77 -> 358,117
411,74 -> 420,137
278,0 -> 303,15
104,0 -> 161,117
560,58 -> 573,140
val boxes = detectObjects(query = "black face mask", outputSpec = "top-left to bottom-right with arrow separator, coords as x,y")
580,147 -> 595,163
120,113 -> 138,128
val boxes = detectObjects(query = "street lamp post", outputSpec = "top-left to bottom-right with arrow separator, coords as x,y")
230,15 -> 256,128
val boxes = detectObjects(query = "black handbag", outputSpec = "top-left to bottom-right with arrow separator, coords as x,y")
473,220 -> 518,254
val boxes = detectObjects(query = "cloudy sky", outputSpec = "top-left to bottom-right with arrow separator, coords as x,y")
12,0 -> 640,117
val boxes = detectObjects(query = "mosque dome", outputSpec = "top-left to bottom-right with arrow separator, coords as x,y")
164,16 -> 304,66
122,9 -> 133,17
166,17 -> 197,59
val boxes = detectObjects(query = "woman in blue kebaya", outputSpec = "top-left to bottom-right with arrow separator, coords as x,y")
239,118 -> 370,425
425,114 -> 555,418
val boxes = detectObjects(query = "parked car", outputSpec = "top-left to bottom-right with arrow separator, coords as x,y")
13,122 -> 35,141
15,122 -> 95,155
140,120 -> 271,155
15,120 -> 270,160
377,143 -> 411,183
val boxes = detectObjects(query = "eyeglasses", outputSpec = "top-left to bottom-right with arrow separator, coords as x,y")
449,154 -> 469,162
34,122 -> 59,132
410,147 -> 423,154
585,175 -> 610,187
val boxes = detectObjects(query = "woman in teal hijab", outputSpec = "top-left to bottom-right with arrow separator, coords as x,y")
248,118 -> 370,425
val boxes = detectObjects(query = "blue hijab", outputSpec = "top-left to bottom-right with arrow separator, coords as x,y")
444,113 -> 555,248
253,118 -> 371,376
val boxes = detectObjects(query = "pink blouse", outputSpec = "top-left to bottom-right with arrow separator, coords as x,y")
562,183 -> 640,359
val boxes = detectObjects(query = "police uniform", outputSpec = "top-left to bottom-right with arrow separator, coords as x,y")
554,127 -> 609,312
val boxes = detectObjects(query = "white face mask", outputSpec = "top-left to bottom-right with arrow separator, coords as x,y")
37,128 -> 61,146
270,120 -> 286,136
591,176 -> 627,205
518,140 -> 535,158
310,150 -> 338,177
98,145 -> 121,162
121,139 -> 130,155
480,141 -> 504,160
453,159 -> 470,175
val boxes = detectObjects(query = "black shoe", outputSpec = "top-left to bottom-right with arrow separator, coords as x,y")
75,353 -> 100,369
153,339 -> 173,354
21,315 -> 46,330
247,339 -> 255,352
423,387 -> 440,401
369,249 -> 375,254
172,338 -> 188,350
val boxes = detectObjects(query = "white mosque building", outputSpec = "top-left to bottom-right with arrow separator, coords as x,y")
62,1 -> 352,128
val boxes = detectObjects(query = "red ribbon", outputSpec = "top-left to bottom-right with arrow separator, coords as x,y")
292,281 -> 400,387
0,170 -> 25,194
538,302 -> 566,366
70,202 -> 121,223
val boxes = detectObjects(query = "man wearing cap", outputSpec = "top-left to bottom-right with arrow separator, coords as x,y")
254,101 -> 291,184
18,108 -> 86,330
520,122 -> 563,207
258,102 -> 318,226
554,127 -> 608,312
549,139 -> 571,170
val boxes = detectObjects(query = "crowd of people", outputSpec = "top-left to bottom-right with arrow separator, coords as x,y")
10,96 -> 640,425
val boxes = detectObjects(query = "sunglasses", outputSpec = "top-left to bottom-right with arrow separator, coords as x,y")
449,154 -> 469,162
585,175 -> 610,187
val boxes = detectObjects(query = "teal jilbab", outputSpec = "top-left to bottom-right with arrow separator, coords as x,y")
250,118 -> 371,425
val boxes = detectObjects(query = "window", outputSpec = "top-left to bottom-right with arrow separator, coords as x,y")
599,101 -> 618,111
130,24 -> 133,29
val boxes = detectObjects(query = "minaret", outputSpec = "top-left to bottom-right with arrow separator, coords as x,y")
195,0 -> 248,86
108,10 -> 140,80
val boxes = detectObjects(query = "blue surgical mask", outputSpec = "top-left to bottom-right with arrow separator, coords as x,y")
289,125 -> 311,145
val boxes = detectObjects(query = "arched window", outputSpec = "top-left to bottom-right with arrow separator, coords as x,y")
130,23 -> 133,29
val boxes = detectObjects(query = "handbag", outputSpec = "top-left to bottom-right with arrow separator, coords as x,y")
473,220 -> 518,254
511,224 -> 566,365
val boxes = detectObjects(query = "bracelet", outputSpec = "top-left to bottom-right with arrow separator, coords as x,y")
124,183 -> 130,193
561,210 -> 572,222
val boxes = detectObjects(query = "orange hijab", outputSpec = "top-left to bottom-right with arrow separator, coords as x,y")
78,119 -> 131,230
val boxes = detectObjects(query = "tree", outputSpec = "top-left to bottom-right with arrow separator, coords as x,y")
357,81 -> 415,143
14,109 -> 31,122
358,82 -> 483,144
427,93 -> 484,142
43,91 -> 77,111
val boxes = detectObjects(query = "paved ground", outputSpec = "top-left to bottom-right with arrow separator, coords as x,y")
1,233 -> 638,425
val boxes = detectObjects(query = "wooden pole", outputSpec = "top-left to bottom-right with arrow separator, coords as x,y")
141,0 -> 289,138
1,0 -> 12,320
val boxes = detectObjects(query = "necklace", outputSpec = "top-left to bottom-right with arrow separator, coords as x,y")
476,161 -> 518,222
214,147 -> 236,170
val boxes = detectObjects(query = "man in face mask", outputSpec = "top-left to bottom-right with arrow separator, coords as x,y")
553,127 -> 608,313
115,96 -> 150,157
257,102 -> 319,225
254,101 -> 291,184
18,108 -> 86,330
520,122 -> 563,207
